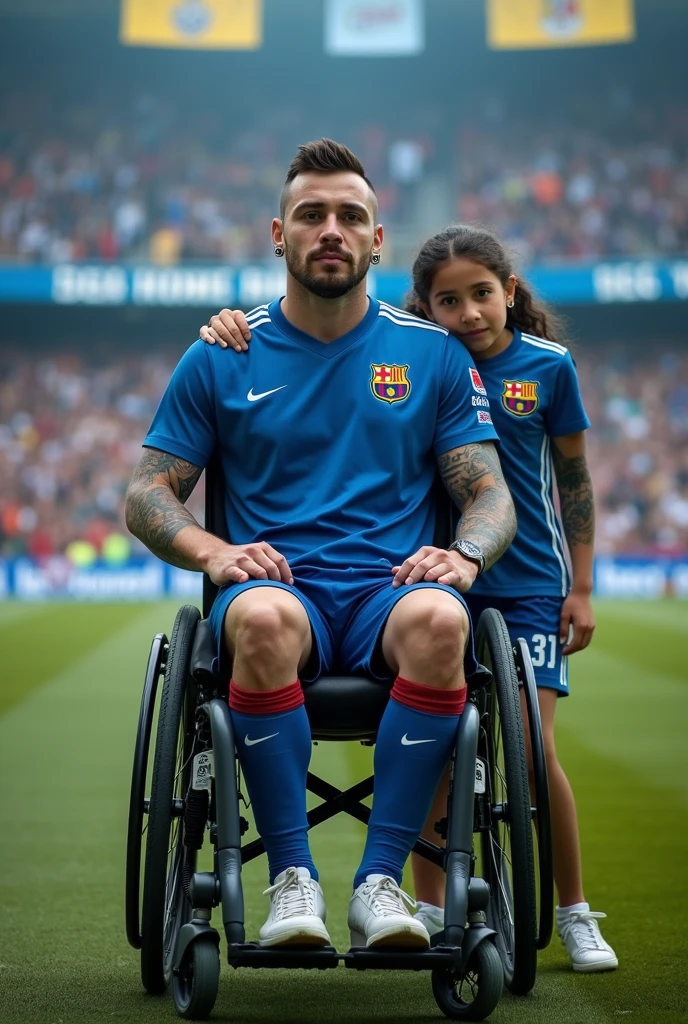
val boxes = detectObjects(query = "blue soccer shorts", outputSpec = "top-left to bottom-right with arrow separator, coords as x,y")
465,593 -> 569,696
208,566 -> 479,683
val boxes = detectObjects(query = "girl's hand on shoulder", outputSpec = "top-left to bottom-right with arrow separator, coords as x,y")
560,589 -> 595,656
199,309 -> 252,352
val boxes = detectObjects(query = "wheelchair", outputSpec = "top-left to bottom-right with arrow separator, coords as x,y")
125,463 -> 553,1021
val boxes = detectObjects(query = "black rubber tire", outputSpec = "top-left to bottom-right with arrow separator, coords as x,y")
515,637 -> 554,951
173,938 -> 221,1021
125,632 -> 167,950
140,604 -> 201,995
431,940 -> 504,1021
476,609 -> 537,996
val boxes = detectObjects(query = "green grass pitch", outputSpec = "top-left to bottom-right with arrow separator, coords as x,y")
0,599 -> 686,1024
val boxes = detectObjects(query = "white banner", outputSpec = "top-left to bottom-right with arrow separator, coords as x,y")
325,0 -> 424,56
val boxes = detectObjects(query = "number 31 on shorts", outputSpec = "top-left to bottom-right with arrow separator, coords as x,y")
531,633 -> 558,668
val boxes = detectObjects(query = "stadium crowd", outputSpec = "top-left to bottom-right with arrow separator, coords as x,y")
456,105 -> 688,263
1,346 -> 686,563
0,89 -> 686,267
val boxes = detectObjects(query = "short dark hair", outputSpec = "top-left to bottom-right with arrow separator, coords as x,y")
280,138 -> 377,219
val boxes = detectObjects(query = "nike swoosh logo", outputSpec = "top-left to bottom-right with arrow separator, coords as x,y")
401,734 -> 437,746
244,732 -> 279,746
247,386 -> 288,402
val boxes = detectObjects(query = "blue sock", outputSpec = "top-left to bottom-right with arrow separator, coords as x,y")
230,697 -> 316,883
354,691 -> 461,889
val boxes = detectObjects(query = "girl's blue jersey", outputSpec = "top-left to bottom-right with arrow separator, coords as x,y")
468,329 -> 590,599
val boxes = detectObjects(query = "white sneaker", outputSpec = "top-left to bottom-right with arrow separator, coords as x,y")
414,901 -> 445,938
348,874 -> 430,949
556,904 -> 618,972
259,866 -> 330,948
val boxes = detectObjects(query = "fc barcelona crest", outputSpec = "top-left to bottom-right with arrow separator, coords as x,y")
370,363 -> 411,404
502,379 -> 539,416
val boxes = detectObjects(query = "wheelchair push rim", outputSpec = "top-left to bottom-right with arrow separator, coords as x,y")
476,608 -> 537,997
514,637 -> 554,951
125,631 -> 168,950
161,684 -> 198,986
139,604 -> 202,996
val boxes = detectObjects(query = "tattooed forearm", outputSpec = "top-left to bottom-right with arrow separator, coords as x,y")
125,448 -> 205,569
552,447 -> 595,547
438,442 -> 517,569
125,484 -> 202,568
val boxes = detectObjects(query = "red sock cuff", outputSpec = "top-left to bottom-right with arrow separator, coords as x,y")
229,679 -> 304,715
391,676 -> 467,716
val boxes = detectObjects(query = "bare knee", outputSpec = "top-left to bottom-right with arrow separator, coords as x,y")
226,592 -> 309,675
387,595 -> 468,686
422,602 -> 468,659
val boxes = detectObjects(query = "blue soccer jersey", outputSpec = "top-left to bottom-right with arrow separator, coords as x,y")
143,298 -> 498,572
467,328 -> 590,599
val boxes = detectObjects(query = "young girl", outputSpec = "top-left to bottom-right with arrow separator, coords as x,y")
199,223 -> 617,973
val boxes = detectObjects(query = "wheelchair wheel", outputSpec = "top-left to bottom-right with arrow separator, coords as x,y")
514,637 -> 554,951
140,604 -> 202,996
476,609 -> 537,996
431,940 -> 504,1021
126,631 -> 168,949
173,938 -> 221,1021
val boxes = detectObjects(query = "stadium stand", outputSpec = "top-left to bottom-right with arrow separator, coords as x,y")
456,104 -> 688,262
1,89 -> 685,267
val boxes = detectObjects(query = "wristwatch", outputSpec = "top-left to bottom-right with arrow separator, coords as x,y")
447,539 -> 485,576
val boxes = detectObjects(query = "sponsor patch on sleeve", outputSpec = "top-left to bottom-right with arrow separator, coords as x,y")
477,410 -> 493,424
469,367 -> 487,395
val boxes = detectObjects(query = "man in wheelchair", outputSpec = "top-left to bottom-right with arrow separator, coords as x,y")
126,139 -> 516,953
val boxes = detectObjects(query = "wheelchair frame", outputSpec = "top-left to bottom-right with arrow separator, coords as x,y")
125,460 -> 552,1021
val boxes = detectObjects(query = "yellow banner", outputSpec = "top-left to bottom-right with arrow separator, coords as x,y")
487,0 -> 635,49
120,0 -> 262,49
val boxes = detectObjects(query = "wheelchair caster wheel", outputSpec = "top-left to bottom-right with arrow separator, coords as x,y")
172,938 -> 220,1020
431,940 -> 504,1021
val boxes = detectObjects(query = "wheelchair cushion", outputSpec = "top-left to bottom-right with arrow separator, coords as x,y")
304,664 -> 490,741
304,676 -> 392,741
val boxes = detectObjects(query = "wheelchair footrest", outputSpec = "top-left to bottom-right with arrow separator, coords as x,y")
227,943 -> 340,970
345,946 -> 461,972
226,942 -> 463,972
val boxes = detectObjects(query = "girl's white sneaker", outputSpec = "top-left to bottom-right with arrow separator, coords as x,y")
556,904 -> 618,972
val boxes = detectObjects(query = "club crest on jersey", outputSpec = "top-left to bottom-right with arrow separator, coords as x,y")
502,380 -> 540,417
370,364 -> 411,404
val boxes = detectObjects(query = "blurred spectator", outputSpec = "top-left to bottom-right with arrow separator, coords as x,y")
0,346 -> 686,561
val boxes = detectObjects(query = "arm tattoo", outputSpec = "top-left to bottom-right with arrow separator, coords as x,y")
552,447 -> 595,547
125,448 -> 205,569
437,442 -> 517,569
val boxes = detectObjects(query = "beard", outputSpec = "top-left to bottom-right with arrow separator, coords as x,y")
284,244 -> 371,299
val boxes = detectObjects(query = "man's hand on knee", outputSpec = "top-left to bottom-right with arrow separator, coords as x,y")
392,546 -> 478,593
204,541 -> 293,586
